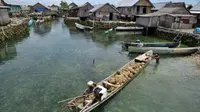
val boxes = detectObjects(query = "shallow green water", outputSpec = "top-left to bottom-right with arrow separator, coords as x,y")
0,18 -> 199,112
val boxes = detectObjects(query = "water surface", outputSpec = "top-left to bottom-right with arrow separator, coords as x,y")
0,18 -> 199,112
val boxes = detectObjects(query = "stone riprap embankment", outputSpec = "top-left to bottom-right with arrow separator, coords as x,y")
187,50 -> 200,69
157,27 -> 200,47
0,18 -> 29,42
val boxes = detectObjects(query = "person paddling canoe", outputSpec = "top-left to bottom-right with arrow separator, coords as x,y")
153,54 -> 160,63
83,81 -> 97,95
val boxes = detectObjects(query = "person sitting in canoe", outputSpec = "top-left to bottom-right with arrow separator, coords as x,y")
153,54 -> 160,64
92,85 -> 108,103
136,40 -> 143,47
83,81 -> 96,95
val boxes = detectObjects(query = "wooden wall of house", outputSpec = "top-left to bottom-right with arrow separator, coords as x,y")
165,15 -> 174,28
136,17 -> 149,26
78,4 -> 93,17
94,11 -> 118,21
136,16 -> 159,27
93,4 -> 119,21
117,7 -> 134,16
68,9 -> 78,17
0,8 -> 10,26
136,0 -> 153,7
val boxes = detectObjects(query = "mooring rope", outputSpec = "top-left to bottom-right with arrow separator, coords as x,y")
1,27 -> 9,39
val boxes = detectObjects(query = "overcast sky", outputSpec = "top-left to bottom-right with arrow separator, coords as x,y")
4,0 -> 199,6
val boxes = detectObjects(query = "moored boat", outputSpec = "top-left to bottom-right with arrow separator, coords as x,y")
59,50 -> 153,112
128,47 -> 199,55
75,23 -> 93,31
115,26 -> 143,31
122,41 -> 181,50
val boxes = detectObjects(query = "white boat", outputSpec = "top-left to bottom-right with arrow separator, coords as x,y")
115,26 -> 144,31
75,23 -> 93,31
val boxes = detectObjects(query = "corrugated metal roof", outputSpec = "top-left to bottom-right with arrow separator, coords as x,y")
79,2 -> 91,8
89,4 -> 104,12
191,1 -> 200,11
89,3 -> 119,13
117,0 -> 139,7
4,0 -> 20,5
168,14 -> 195,17
151,2 -> 169,10
190,11 -> 200,14
139,8 -> 180,17
69,2 -> 77,9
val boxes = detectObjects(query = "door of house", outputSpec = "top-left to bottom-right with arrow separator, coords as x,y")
109,13 -> 113,20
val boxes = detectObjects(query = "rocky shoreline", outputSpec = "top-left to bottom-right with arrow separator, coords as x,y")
0,18 -> 29,42
187,50 -> 200,69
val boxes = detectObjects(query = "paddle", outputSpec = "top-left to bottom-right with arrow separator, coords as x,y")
58,93 -> 94,104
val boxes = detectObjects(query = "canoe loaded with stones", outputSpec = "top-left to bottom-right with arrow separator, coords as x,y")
59,50 -> 153,112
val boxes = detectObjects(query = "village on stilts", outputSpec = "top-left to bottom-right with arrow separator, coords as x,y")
0,0 -> 200,112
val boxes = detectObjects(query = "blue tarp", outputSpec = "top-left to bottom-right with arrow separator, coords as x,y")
35,8 -> 45,12
193,28 -> 200,34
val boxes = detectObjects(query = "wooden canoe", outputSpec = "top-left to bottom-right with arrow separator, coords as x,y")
115,26 -> 143,31
122,41 -> 180,50
60,50 -> 153,112
128,47 -> 199,55
75,23 -> 93,31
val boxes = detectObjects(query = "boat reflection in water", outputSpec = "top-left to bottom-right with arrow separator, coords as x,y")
34,22 -> 52,36
0,42 -> 17,64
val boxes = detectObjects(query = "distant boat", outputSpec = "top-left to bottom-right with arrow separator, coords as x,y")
115,26 -> 143,31
35,19 -> 44,24
75,23 -> 93,31
122,41 -> 181,50
28,19 -> 33,26
128,47 -> 199,55
193,28 -> 200,34
105,28 -> 113,34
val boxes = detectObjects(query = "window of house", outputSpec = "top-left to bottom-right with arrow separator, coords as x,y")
137,6 -> 140,13
181,19 -> 189,24
143,7 -> 146,14
128,7 -> 131,12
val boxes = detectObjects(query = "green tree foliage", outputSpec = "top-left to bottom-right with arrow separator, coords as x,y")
60,0 -> 68,9
187,5 -> 193,10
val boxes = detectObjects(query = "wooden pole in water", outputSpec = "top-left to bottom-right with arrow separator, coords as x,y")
146,27 -> 148,36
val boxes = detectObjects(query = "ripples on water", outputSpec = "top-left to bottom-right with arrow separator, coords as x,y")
0,18 -> 200,112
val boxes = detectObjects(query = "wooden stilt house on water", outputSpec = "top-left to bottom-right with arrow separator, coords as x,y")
77,2 -> 93,20
89,3 -> 119,21
136,2 -> 196,29
31,3 -> 50,15
190,1 -> 200,26
117,0 -> 154,21
0,0 -> 10,26
68,2 -> 93,20
2,0 -> 21,17
68,2 -> 78,17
